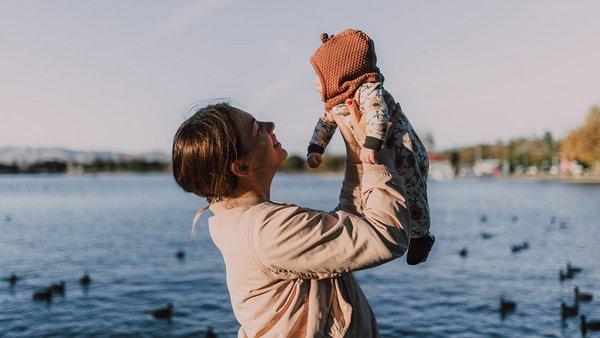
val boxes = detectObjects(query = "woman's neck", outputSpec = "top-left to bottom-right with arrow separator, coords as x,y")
234,173 -> 274,201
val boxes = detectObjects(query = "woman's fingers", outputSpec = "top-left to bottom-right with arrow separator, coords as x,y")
331,112 -> 356,146
346,99 -> 366,143
330,112 -> 361,163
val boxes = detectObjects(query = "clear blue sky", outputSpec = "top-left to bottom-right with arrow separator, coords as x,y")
1,0 -> 599,155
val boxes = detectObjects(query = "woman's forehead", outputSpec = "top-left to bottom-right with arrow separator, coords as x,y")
236,109 -> 253,121
235,109 -> 255,128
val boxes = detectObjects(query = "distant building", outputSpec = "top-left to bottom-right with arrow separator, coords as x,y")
559,154 -> 583,176
473,159 -> 501,177
428,152 -> 454,181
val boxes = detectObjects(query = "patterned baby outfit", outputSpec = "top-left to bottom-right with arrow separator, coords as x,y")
307,82 -> 431,238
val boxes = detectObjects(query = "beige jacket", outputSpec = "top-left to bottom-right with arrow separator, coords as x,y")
208,150 -> 410,337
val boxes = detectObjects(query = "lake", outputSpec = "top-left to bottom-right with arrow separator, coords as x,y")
1,173 -> 599,337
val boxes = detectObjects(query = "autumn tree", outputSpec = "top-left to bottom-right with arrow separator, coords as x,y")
561,106 -> 600,168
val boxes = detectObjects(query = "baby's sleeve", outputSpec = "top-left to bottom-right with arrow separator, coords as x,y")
308,111 -> 337,155
358,82 -> 389,151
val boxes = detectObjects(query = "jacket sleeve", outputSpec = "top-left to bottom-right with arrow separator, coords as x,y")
251,149 -> 410,280
335,160 -> 364,216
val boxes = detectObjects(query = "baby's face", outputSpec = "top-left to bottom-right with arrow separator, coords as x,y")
314,75 -> 322,95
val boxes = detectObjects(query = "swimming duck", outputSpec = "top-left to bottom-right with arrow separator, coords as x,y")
575,286 -> 593,303
152,303 -> 173,320
33,288 -> 53,303
561,302 -> 578,319
500,297 -> 516,316
80,273 -> 91,286
50,281 -> 65,295
581,315 -> 600,335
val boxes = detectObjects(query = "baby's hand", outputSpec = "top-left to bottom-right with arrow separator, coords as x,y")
307,152 -> 323,168
360,148 -> 378,164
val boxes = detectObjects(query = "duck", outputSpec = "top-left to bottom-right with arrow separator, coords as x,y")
511,241 -> 529,253
176,250 -> 186,260
459,247 -> 468,257
206,326 -> 217,338
561,302 -> 579,319
559,269 -> 574,282
80,273 -> 91,286
580,315 -> 600,335
4,274 -> 19,286
50,281 -> 65,295
575,286 -> 593,303
500,297 -> 516,316
480,214 -> 487,223
33,288 -> 53,303
152,303 -> 173,320
480,232 -> 494,240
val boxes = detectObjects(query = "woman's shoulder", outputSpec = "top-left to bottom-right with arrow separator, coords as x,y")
251,201 -> 333,230
253,200 -> 319,218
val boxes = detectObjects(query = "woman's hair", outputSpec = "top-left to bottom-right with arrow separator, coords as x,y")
172,102 -> 244,201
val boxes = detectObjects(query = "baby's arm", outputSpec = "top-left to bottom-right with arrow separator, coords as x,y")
358,82 -> 389,164
307,111 -> 337,168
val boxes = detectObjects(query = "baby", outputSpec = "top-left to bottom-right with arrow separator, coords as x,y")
307,29 -> 434,265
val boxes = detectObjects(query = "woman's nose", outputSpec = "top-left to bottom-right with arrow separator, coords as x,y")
265,121 -> 275,133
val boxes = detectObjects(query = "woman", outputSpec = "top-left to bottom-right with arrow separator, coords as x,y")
172,100 -> 410,337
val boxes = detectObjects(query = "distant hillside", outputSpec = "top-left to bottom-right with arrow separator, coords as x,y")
0,147 -> 169,165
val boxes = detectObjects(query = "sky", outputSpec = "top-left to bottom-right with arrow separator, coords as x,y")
1,0 -> 599,156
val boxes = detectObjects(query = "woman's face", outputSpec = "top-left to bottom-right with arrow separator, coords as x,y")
235,109 -> 287,172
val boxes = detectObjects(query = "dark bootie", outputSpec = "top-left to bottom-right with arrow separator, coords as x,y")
406,232 -> 435,265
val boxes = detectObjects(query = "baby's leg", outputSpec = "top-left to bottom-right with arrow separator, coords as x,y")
393,136 -> 430,238
389,126 -> 434,265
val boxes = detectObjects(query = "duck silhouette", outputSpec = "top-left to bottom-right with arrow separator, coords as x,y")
80,273 -> 91,286
33,288 -> 53,303
559,269 -> 574,282
480,232 -> 494,240
458,247 -> 468,257
176,250 -> 186,260
50,281 -> 65,295
480,214 -> 487,223
4,274 -> 19,286
206,326 -> 218,338
152,303 -> 173,320
575,286 -> 593,303
500,297 -> 516,316
511,241 -> 529,253
561,302 -> 578,320
580,315 -> 600,335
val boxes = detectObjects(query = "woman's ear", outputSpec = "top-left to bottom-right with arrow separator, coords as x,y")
230,161 -> 250,177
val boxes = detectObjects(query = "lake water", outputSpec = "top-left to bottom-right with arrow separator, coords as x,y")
1,173 -> 599,337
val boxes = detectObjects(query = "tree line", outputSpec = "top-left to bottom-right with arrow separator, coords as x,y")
279,106 -> 600,174
0,158 -> 169,174
438,106 -> 599,174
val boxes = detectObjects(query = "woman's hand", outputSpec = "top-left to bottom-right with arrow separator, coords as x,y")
330,99 -> 365,164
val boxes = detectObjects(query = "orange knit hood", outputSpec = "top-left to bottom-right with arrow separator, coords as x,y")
310,29 -> 384,110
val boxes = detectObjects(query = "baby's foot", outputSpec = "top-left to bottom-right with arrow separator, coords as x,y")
406,232 -> 435,265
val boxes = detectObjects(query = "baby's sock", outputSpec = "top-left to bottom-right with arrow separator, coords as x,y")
406,232 -> 435,265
